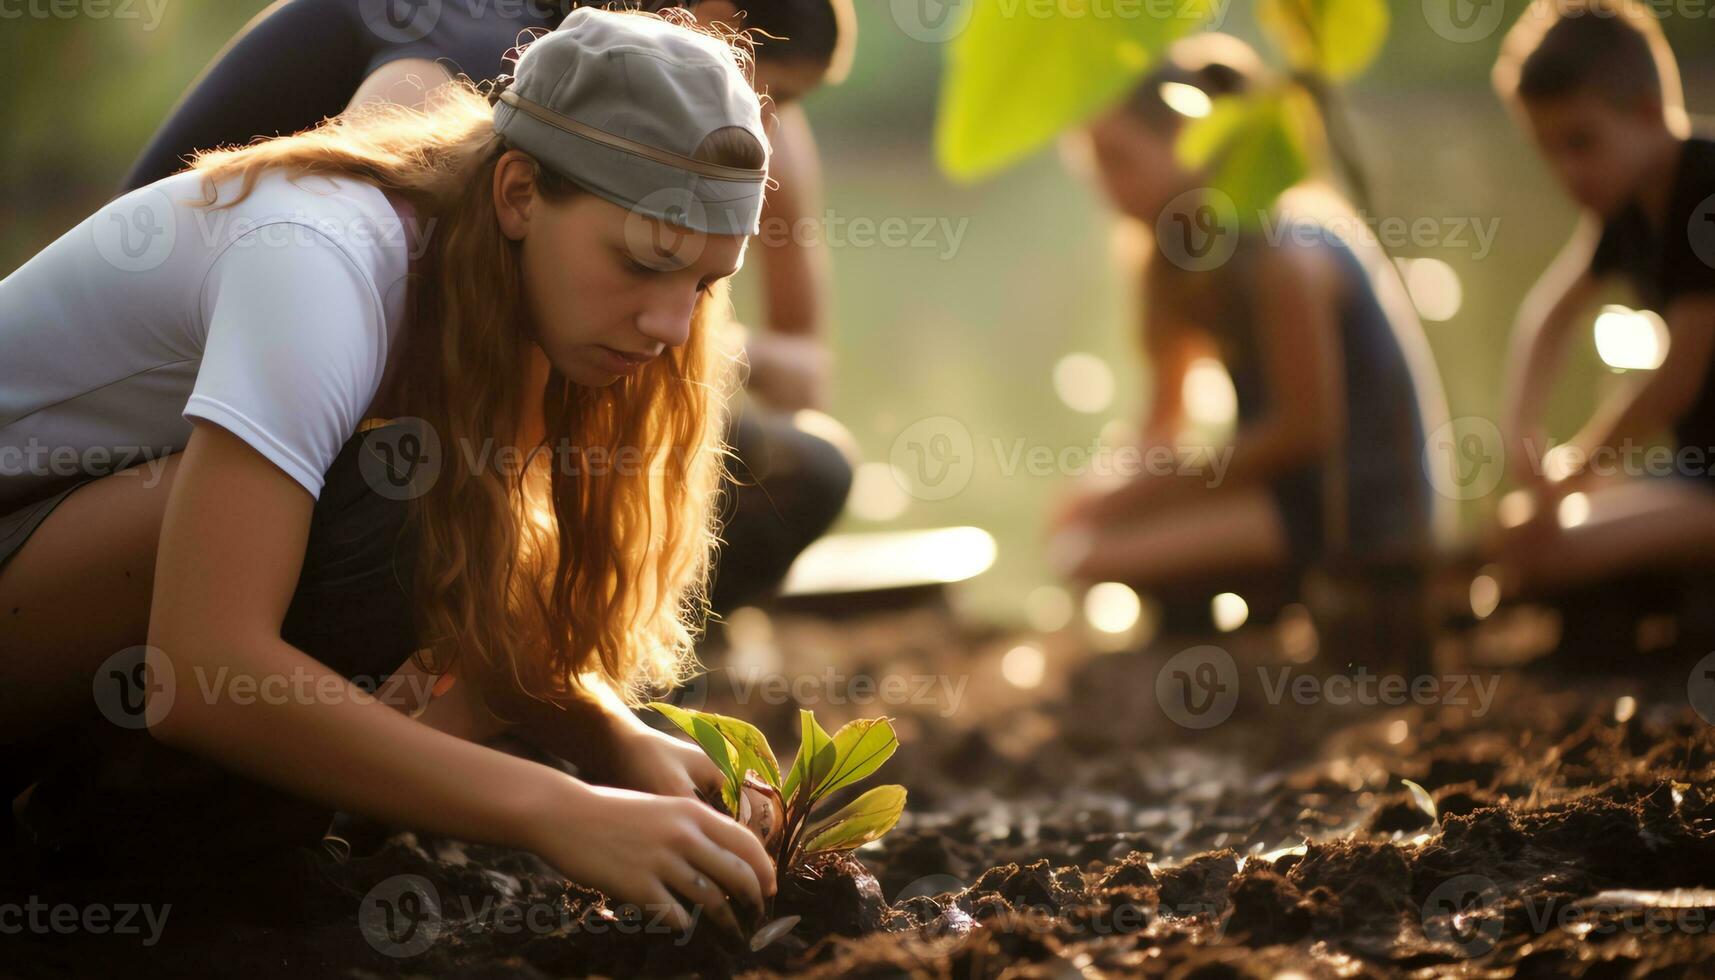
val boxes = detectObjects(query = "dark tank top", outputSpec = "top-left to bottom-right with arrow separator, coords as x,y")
1590,137 -> 1715,466
1204,222 -> 1431,559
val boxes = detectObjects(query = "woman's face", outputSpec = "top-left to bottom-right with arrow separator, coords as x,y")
1085,105 -> 1192,224
494,152 -> 748,387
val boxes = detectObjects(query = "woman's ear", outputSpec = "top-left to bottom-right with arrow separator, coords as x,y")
493,150 -> 539,241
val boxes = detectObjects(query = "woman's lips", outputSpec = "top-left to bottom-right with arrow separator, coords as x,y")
595,345 -> 658,375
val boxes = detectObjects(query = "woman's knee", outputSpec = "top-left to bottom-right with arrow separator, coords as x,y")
731,412 -> 853,542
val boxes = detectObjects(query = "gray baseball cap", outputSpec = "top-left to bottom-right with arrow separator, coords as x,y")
492,7 -> 770,236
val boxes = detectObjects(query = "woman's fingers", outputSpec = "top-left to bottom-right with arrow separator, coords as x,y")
687,815 -> 773,912
663,857 -> 744,938
691,757 -> 726,799
641,881 -> 695,935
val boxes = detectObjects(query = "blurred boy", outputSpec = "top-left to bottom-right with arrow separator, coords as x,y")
1493,0 -> 1715,595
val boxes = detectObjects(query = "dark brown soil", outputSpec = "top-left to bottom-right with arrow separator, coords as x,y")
5,611 -> 1714,978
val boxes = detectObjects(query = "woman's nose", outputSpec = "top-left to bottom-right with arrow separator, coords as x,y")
636,289 -> 697,349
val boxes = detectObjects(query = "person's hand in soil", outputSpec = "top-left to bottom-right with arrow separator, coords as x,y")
612,724 -> 788,853
610,721 -> 727,801
499,680 -> 784,851
522,779 -> 777,939
495,678 -> 720,800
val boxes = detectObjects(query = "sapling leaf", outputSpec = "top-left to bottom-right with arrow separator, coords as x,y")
1175,91 -> 1311,224
652,705 -> 910,875
647,702 -> 707,746
783,709 -> 836,806
700,712 -> 782,789
800,785 -> 908,854
813,718 -> 899,799
1256,0 -> 1388,81
649,703 -> 742,815
934,0 -> 1216,181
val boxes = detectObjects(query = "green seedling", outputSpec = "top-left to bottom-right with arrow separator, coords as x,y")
646,703 -> 907,879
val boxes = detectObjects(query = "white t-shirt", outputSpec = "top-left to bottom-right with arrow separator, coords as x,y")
0,168 -> 413,514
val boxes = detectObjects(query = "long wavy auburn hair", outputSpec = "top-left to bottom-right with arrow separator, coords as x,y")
185,18 -> 764,711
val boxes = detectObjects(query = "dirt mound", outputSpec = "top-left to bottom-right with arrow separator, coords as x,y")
6,658 -> 1714,977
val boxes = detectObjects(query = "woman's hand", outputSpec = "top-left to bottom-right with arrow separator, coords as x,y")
610,722 -> 727,801
612,725 -> 786,848
521,777 -> 777,940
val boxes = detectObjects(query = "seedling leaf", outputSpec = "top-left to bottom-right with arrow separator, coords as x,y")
814,718 -> 899,799
1256,0 -> 1388,81
783,709 -> 836,805
1175,91 -> 1311,224
699,711 -> 783,790
801,784 -> 908,854
935,0 -> 1216,181
649,703 -> 742,815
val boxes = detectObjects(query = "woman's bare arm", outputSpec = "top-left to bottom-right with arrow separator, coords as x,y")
1217,241 -> 1346,484
744,105 -> 833,412
1137,260 -> 1205,447
144,420 -> 568,849
1076,246 -> 1341,525
1558,294 -> 1715,480
143,423 -> 775,925
347,57 -> 456,112
1501,219 -> 1602,485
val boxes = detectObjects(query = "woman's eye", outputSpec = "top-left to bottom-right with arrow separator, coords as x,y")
618,250 -> 656,276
